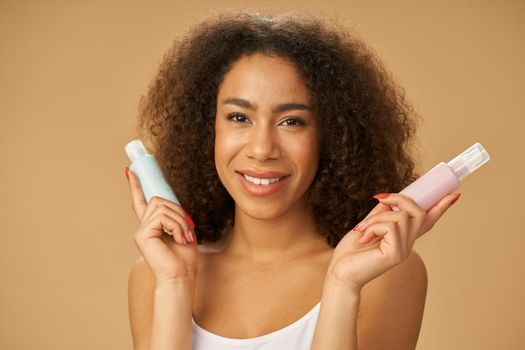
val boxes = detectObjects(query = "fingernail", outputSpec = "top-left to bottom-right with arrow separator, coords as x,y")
352,222 -> 362,232
450,193 -> 461,205
125,167 -> 129,180
373,193 -> 390,200
183,213 -> 196,229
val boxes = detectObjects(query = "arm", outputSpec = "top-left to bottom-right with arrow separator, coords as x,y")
312,192 -> 455,349
126,169 -> 198,350
311,251 -> 427,350
310,275 -> 360,350
129,257 -> 195,350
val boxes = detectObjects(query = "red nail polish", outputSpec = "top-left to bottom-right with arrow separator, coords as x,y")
125,167 -> 129,180
373,193 -> 390,199
183,213 -> 196,229
450,193 -> 461,205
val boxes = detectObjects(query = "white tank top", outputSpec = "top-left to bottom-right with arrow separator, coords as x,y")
192,302 -> 321,349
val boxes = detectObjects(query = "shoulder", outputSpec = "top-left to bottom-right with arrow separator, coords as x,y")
128,257 -> 155,350
357,250 -> 428,350
363,249 -> 427,297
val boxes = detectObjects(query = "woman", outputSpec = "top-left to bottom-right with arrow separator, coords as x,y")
126,12 -> 459,350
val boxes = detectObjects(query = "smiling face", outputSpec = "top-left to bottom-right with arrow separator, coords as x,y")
214,53 -> 320,220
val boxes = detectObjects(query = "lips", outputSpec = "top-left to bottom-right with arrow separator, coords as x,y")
235,169 -> 290,196
237,169 -> 290,178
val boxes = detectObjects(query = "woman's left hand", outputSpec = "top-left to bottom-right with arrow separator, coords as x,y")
327,192 -> 460,292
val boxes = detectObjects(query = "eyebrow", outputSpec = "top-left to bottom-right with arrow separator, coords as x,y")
222,97 -> 311,114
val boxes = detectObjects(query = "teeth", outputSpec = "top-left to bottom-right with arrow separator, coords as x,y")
243,174 -> 283,186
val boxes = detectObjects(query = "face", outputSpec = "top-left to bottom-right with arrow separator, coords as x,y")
214,53 -> 320,220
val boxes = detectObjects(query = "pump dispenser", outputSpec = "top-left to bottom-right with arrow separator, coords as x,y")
125,140 -> 180,205
398,142 -> 490,211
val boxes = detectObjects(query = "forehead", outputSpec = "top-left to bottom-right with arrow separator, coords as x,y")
217,53 -> 311,103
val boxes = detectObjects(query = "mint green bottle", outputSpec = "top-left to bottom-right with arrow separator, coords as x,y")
124,139 -> 180,205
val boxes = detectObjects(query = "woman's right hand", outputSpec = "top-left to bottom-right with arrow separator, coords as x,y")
125,167 -> 198,286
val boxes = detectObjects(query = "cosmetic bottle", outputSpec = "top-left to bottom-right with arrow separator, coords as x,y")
125,139 -> 181,205
396,142 -> 490,211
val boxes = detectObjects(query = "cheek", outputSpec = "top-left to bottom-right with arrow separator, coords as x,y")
289,135 -> 320,177
214,119 -> 228,157
215,130 -> 234,158
214,125 -> 242,171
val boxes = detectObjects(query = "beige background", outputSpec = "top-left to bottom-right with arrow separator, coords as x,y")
1,0 -> 523,349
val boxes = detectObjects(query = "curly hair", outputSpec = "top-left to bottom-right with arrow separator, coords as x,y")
136,11 -> 421,247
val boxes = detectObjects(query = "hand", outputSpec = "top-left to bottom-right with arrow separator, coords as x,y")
126,167 -> 198,286
327,192 -> 460,292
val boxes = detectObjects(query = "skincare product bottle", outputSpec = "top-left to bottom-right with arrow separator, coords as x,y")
125,139 -> 181,205
397,142 -> 490,211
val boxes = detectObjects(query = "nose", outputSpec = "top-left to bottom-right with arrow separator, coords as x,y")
245,124 -> 281,162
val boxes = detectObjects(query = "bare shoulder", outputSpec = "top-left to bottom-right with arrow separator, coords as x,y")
128,256 -> 156,350
357,250 -> 428,350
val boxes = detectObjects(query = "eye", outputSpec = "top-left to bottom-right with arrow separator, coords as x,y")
227,112 -> 249,123
280,118 -> 306,127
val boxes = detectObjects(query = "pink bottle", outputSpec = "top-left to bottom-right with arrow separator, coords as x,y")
396,143 -> 490,211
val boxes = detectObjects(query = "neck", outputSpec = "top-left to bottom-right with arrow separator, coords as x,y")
222,197 -> 329,264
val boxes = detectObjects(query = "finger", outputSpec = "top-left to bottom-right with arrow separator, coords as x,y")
359,221 -> 405,264
126,168 -> 147,220
358,221 -> 396,243
350,192 -> 404,232
372,193 -> 426,236
152,196 -> 196,229
358,214 -> 410,257
144,203 -> 195,243
351,200 -> 392,232
423,192 -> 461,233
357,209 -> 416,246
357,210 -> 411,251
133,226 -> 188,274
356,210 -> 407,232
143,210 -> 189,245
140,194 -> 195,229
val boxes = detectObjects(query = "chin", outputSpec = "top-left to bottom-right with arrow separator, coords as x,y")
237,201 -> 287,221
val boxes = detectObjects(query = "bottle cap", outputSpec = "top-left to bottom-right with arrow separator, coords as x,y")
447,142 -> 490,181
125,139 -> 149,162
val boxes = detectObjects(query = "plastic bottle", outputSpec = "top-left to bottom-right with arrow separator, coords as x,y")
124,139 -> 181,205
397,142 -> 490,211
